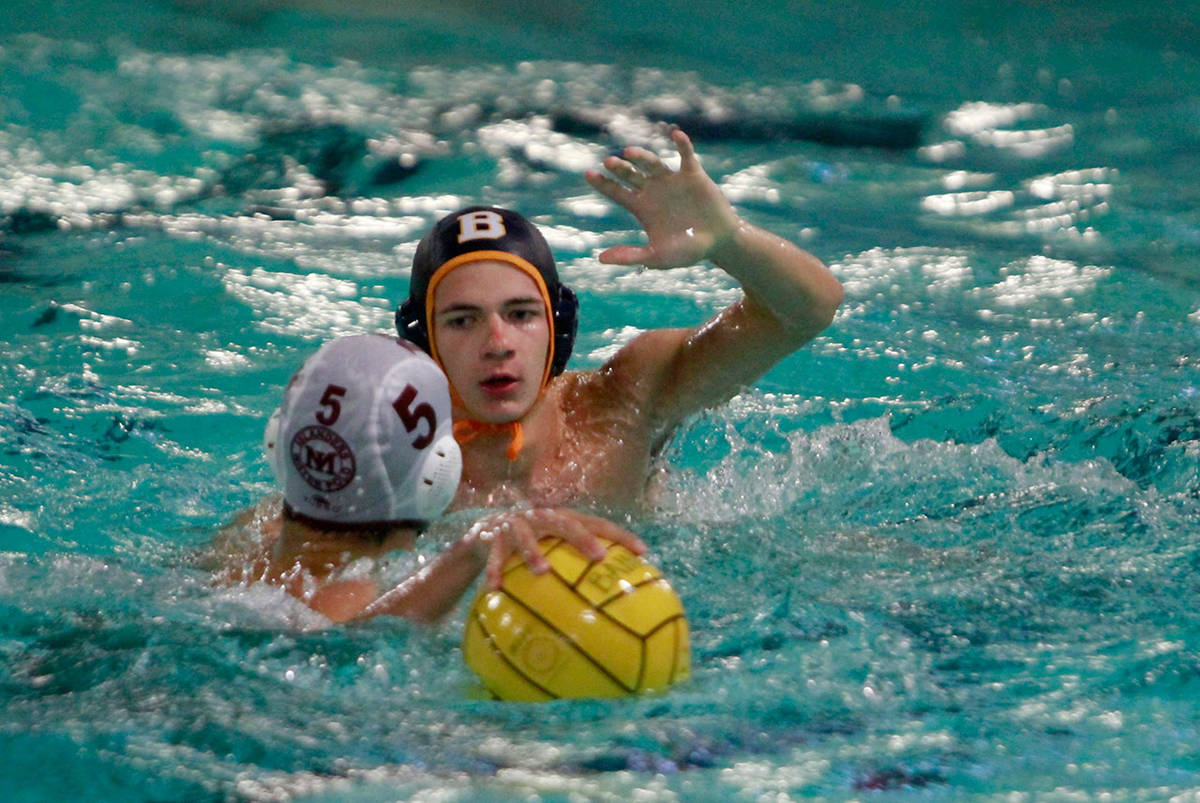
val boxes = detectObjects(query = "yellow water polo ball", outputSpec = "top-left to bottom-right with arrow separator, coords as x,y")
462,536 -> 691,702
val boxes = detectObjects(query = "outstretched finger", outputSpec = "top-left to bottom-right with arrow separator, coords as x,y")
602,155 -> 648,187
571,511 -> 648,555
514,519 -> 552,576
585,170 -> 636,207
597,243 -> 656,267
623,146 -> 672,177
671,128 -> 699,171
483,537 -> 508,589
543,511 -> 608,562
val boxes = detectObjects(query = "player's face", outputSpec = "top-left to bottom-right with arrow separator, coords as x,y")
431,260 -> 551,423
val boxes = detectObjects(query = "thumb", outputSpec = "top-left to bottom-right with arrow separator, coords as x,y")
598,244 -> 656,266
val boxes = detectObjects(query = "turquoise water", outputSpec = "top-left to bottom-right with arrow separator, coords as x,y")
3,1 -> 1200,799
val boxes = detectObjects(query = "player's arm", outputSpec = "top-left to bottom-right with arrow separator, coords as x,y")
585,128 -> 843,432
353,508 -> 646,623
349,531 -> 490,624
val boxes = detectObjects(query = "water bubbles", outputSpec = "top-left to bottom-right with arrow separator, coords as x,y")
981,255 -> 1110,309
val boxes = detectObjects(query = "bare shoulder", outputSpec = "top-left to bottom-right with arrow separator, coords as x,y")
559,327 -> 694,430
202,497 -> 281,577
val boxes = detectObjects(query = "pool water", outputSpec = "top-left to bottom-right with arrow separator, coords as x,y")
2,1 -> 1200,799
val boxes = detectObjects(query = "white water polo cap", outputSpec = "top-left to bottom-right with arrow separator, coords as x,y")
264,334 -> 461,528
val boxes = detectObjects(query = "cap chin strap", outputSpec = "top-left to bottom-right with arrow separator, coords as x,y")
447,384 -> 532,461
452,418 -> 524,461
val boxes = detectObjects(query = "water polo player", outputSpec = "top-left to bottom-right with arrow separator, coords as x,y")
397,128 -> 843,521
213,333 -> 639,621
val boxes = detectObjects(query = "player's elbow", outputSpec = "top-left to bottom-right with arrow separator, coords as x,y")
783,279 -> 843,339
815,279 -> 844,330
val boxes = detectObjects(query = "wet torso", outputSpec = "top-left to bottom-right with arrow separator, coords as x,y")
450,368 -> 664,511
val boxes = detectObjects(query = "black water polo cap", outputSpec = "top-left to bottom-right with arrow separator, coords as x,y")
395,206 -> 578,382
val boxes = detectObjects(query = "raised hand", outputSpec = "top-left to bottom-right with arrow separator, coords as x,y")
585,128 -> 741,270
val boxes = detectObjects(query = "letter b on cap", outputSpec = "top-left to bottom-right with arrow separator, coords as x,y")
457,210 -> 506,243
